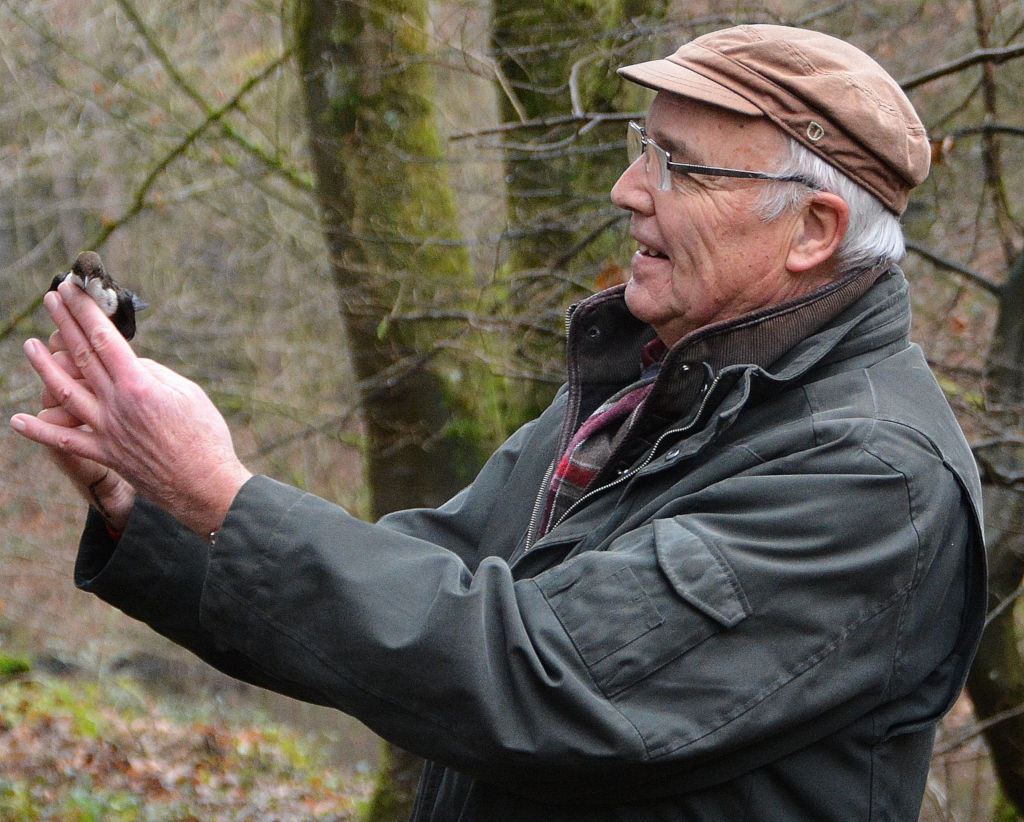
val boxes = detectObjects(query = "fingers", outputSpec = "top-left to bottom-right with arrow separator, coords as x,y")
46,282 -> 139,395
42,432 -> 136,532
41,350 -> 86,411
78,467 -> 135,530
21,337 -> 101,432
38,405 -> 86,428
48,327 -> 84,383
44,287 -> 113,391
10,410 -> 104,466
10,405 -> 135,530
47,447 -> 109,490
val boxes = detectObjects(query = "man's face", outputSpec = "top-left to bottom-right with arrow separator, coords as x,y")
611,93 -> 824,347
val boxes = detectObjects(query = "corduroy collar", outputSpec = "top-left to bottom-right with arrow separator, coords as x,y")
567,263 -> 889,436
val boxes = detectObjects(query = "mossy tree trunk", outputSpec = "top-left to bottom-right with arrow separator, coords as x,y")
488,0 -> 670,423
292,1 -> 494,819
956,0 -> 1024,814
292,3 -> 677,818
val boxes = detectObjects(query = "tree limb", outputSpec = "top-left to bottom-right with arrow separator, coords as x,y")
933,700 -> 1024,756
904,240 -> 1001,295
450,111 -> 638,141
901,41 -> 1024,90
0,53 -> 294,343
949,122 -> 1024,140
114,0 -> 310,194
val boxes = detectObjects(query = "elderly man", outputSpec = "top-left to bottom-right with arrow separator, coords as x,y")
13,24 -> 984,822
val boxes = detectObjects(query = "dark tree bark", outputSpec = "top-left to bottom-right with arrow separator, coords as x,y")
968,247 -> 1024,817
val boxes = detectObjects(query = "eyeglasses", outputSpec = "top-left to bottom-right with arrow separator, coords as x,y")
627,121 -> 818,192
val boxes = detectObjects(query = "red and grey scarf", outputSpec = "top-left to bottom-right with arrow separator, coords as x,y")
538,340 -> 666,535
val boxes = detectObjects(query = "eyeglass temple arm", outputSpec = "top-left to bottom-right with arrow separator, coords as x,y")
666,159 -> 814,185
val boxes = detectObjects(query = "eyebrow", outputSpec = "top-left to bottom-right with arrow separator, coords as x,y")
649,126 -> 708,166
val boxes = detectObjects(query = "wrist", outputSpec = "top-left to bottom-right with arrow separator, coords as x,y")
183,462 -> 253,540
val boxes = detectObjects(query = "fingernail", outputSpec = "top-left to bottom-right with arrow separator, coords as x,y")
10,415 -> 26,432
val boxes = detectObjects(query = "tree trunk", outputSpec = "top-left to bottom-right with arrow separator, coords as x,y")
293,1 -> 490,819
968,247 -> 1024,817
488,0 -> 671,420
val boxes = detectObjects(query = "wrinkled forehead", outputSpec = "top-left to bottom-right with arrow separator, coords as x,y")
646,92 -> 789,163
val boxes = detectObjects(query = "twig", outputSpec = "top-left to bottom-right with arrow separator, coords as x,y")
450,111 -> 638,141
933,701 -> 1024,756
0,53 -> 294,343
114,0 -> 309,194
948,123 -> 1024,140
984,577 -> 1024,627
93,55 -> 294,249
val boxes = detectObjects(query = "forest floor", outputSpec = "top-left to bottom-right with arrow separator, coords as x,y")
0,665 -> 375,821
0,438 -> 379,821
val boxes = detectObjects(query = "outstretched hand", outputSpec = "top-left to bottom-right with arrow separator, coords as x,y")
11,280 -> 252,537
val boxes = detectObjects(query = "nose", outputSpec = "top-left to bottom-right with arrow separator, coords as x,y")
610,158 -> 655,215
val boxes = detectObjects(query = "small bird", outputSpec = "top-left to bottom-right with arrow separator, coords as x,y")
49,251 -> 147,340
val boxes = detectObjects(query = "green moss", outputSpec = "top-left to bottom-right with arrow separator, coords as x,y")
0,654 -> 31,677
995,790 -> 1023,822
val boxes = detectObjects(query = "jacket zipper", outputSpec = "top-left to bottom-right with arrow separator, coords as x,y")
523,457 -> 557,551
523,373 -> 723,551
523,305 -> 582,551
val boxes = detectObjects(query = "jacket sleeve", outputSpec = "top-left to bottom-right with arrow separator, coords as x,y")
74,413 -> 983,802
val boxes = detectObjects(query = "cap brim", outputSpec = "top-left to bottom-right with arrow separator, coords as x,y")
618,60 -> 764,117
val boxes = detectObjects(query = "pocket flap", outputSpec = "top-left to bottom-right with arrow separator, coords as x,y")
654,518 -> 750,628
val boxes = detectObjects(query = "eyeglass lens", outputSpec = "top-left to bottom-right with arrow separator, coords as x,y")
626,122 -> 669,189
627,122 -> 644,165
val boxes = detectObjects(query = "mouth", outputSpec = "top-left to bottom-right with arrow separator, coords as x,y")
636,242 -> 669,260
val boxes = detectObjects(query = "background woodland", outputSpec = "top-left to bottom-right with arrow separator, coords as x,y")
0,0 -> 1022,820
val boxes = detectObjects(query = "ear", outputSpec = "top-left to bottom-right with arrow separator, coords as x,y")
785,192 -> 849,273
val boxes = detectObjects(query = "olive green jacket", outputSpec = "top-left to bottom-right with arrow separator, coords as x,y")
76,269 -> 985,821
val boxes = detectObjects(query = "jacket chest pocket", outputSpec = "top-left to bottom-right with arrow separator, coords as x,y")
536,518 -> 751,697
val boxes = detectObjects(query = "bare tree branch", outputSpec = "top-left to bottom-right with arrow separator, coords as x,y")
0,52 -> 293,343
984,575 -> 1024,628
905,240 -> 1001,295
948,123 -> 1024,140
450,111 -> 637,142
115,0 -> 311,194
933,701 -> 1024,756
901,41 -> 1024,90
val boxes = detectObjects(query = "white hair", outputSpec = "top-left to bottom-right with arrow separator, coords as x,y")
755,137 -> 906,274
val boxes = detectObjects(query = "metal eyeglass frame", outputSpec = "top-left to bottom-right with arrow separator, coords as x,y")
627,121 -> 819,192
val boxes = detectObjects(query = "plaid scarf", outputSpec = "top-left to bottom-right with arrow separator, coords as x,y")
538,340 -> 666,537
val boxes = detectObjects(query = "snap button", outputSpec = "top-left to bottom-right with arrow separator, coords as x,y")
586,325 -> 602,341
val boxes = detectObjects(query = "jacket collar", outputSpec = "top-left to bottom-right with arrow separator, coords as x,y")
566,265 -> 910,427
